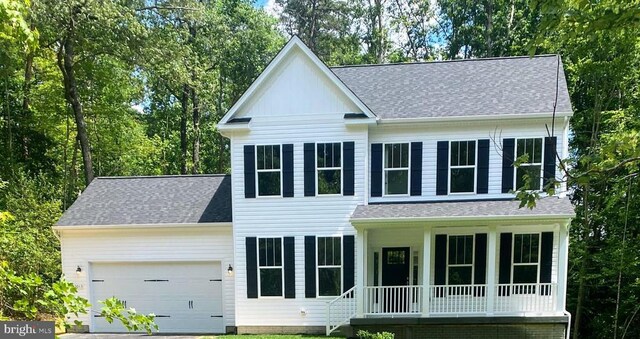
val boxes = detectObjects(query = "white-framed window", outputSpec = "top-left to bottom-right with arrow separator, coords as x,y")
512,233 -> 540,285
384,143 -> 409,195
317,143 -> 342,195
256,145 -> 281,197
258,237 -> 283,297
449,140 -> 476,193
515,138 -> 543,190
317,236 -> 342,297
447,235 -> 474,285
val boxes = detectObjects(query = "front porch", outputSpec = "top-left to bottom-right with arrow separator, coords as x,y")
326,200 -> 572,336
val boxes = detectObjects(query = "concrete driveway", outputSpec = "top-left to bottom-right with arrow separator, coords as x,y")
60,334 -> 216,339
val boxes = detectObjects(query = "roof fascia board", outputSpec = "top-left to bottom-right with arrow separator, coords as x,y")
53,222 -> 233,231
351,213 -> 575,226
378,111 -> 573,125
219,36 -> 376,125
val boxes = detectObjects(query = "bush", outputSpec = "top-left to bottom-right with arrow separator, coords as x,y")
357,330 -> 395,339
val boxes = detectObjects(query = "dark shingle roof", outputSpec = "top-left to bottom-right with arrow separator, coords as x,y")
331,55 -> 572,119
56,175 -> 232,226
352,197 -> 574,220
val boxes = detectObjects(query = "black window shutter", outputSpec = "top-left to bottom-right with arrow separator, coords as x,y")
304,236 -> 316,298
543,137 -> 557,188
436,141 -> 449,195
244,145 -> 256,198
371,144 -> 383,197
477,139 -> 490,194
434,234 -> 447,285
498,233 -> 513,296
343,142 -> 355,196
284,237 -> 295,298
245,237 -> 258,298
343,235 -> 355,292
540,232 -> 554,295
410,142 -> 423,196
473,234 -> 488,297
283,144 -> 294,197
304,143 -> 316,196
502,139 -> 515,193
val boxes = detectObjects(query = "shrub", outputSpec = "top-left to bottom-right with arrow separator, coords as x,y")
357,329 -> 395,339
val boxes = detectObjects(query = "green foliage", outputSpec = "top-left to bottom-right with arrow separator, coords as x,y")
0,261 -> 89,330
0,0 -> 38,51
99,297 -> 158,335
357,330 -> 395,339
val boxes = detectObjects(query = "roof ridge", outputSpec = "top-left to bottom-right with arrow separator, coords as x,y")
330,54 -> 560,69
95,174 -> 230,180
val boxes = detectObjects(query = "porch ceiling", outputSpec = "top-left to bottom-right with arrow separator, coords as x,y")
351,197 -> 575,224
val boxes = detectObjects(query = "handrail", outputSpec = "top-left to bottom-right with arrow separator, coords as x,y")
326,286 -> 357,336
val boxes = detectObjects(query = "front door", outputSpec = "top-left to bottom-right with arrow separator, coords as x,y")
381,247 -> 410,312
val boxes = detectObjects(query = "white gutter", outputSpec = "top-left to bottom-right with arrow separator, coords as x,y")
52,222 -> 233,231
350,213 -> 575,224
378,111 -> 573,124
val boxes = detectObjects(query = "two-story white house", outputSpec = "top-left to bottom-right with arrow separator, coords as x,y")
54,37 -> 574,338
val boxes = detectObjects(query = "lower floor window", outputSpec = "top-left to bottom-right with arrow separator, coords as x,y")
258,237 -> 283,297
318,237 -> 342,296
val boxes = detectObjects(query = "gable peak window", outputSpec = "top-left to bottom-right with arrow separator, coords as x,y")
317,143 -> 342,195
258,237 -> 283,297
450,140 -> 476,193
384,143 -> 409,195
317,236 -> 342,297
256,145 -> 281,196
515,138 -> 543,190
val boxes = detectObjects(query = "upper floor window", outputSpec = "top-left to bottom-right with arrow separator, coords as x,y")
258,237 -> 283,297
384,143 -> 409,195
512,233 -> 540,284
317,143 -> 342,195
515,138 -> 543,190
257,145 -> 281,196
317,237 -> 342,297
450,140 -> 476,193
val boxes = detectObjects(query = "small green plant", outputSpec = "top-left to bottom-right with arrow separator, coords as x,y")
357,330 -> 395,339
99,297 -> 158,334
0,261 -> 89,330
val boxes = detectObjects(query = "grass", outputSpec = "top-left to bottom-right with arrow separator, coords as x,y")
200,336 -> 334,339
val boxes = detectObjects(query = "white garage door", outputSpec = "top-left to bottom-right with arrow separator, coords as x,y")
90,261 -> 223,333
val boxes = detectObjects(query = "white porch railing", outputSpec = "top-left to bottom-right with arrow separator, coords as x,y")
326,283 -> 558,334
429,284 -> 487,314
494,283 -> 557,314
326,286 -> 357,336
363,286 -> 423,315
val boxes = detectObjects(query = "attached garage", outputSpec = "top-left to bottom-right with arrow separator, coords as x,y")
91,262 -> 224,333
54,175 -> 235,333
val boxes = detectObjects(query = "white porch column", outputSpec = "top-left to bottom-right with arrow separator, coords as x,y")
486,225 -> 497,315
421,227 -> 431,316
356,228 -> 365,317
557,222 -> 570,312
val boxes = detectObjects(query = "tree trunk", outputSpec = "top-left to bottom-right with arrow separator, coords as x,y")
191,86 -> 200,174
58,33 -> 94,185
485,0 -> 493,56
308,0 -> 318,52
180,84 -> 189,175
21,52 -> 33,159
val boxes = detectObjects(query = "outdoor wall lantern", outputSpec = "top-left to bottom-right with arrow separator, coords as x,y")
76,266 -> 82,274
227,264 -> 233,276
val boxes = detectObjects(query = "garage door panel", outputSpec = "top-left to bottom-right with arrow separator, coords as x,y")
90,262 -> 223,333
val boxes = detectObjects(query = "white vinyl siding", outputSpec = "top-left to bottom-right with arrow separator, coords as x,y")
368,118 -> 568,203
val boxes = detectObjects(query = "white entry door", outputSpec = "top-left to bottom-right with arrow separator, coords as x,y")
90,261 -> 223,333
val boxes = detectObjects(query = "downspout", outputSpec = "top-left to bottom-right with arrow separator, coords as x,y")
565,310 -> 572,339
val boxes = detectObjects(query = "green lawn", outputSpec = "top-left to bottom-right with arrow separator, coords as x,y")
200,335 -> 333,339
